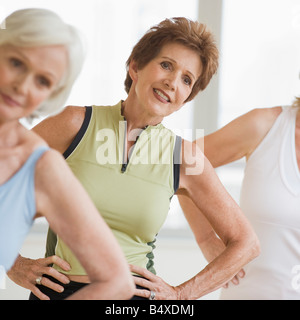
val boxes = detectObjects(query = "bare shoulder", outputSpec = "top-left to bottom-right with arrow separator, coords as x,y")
35,105 -> 86,134
180,138 -> 205,178
246,106 -> 282,127
34,147 -> 75,216
32,106 -> 86,153
245,106 -> 282,140
201,106 -> 283,167
242,106 -> 282,157
35,148 -> 70,185
60,105 -> 87,128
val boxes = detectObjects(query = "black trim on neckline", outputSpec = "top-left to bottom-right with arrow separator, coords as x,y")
173,135 -> 181,193
63,106 -> 92,159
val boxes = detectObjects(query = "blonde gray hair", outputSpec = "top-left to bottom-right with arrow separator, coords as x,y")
0,8 -> 85,121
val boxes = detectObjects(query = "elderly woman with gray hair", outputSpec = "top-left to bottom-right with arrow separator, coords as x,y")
0,8 -> 134,300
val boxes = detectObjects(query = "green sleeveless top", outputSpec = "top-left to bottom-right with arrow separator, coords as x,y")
48,101 -> 181,275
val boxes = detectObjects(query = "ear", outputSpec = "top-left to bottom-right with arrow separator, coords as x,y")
128,59 -> 139,82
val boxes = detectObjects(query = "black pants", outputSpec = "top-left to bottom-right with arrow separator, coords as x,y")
29,275 -> 148,300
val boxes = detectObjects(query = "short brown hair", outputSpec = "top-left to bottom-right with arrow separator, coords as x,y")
124,17 -> 219,102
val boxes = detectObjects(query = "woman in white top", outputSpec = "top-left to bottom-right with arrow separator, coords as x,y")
179,97 -> 300,299
0,8 -> 134,300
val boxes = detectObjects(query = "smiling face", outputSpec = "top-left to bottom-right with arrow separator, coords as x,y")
0,44 -> 68,123
128,42 -> 202,123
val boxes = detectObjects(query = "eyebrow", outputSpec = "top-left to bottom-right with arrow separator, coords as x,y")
161,56 -> 197,81
11,47 -> 58,82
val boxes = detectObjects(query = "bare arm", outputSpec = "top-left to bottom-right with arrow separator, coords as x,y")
169,141 -> 260,299
199,107 -> 282,167
131,140 -> 259,300
131,108 -> 282,299
8,106 -> 93,299
178,193 -> 245,288
32,105 -> 86,153
179,194 -> 226,262
176,107 -> 282,290
179,107 -> 282,242
34,148 -> 134,299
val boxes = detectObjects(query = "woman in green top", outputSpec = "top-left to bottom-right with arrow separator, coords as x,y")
9,17 -> 259,300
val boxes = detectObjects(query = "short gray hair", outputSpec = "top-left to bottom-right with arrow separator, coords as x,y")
0,8 -> 85,121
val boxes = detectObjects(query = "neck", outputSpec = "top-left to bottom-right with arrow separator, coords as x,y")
122,97 -> 163,133
0,120 -> 23,148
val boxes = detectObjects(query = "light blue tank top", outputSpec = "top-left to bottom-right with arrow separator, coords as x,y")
0,146 -> 49,271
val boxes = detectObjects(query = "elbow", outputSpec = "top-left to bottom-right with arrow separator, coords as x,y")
93,268 -> 135,300
246,231 -> 260,262
235,220 -> 261,263
117,271 -> 135,300
111,265 -> 135,300
229,228 -> 260,266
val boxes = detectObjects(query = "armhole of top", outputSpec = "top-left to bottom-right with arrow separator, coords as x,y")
173,135 -> 182,193
63,106 -> 92,159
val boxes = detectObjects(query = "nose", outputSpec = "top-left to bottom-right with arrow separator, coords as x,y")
163,73 -> 179,92
13,74 -> 32,95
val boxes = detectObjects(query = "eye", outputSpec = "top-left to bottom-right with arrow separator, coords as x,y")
9,57 -> 23,68
183,75 -> 192,86
37,76 -> 51,88
160,61 -> 171,70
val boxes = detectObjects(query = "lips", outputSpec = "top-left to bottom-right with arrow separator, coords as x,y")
153,88 -> 171,103
0,92 -> 22,107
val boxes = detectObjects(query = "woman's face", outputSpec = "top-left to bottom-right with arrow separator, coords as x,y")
130,42 -> 202,123
0,44 -> 67,122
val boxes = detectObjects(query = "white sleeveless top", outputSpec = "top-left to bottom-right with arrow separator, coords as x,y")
221,106 -> 300,300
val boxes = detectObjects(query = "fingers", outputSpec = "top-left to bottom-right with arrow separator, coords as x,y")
35,256 -> 70,284
130,265 -> 157,299
133,287 -> 152,299
43,255 -> 71,272
29,272 -> 67,300
132,277 -> 156,300
223,269 -> 246,288
130,265 -> 178,300
231,269 -> 245,285
31,256 -> 71,297
237,269 -> 246,278
30,285 -> 51,301
130,264 -> 155,280
9,255 -> 71,299
38,275 -> 65,293
42,266 -> 70,285
133,274 -> 151,289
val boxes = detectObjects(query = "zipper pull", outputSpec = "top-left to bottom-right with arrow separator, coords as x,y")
121,163 -> 127,173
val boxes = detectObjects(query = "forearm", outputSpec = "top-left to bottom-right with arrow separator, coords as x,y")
176,235 -> 259,299
36,150 -> 135,300
67,277 -> 133,300
197,231 -> 226,263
